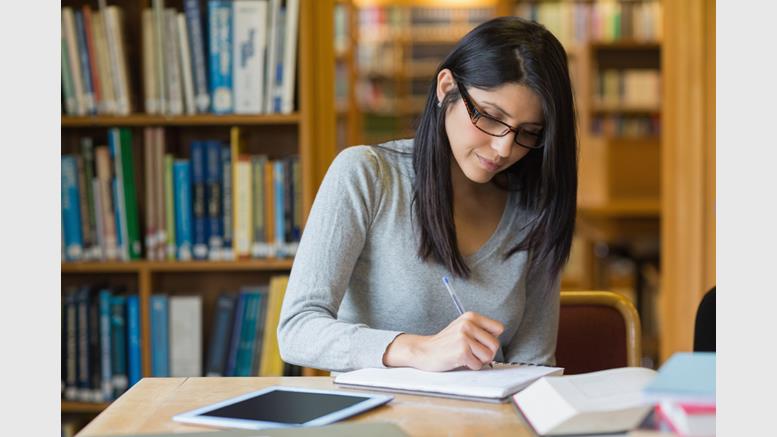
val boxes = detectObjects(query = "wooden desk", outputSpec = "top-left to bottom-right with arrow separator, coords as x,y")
76,377 -> 534,437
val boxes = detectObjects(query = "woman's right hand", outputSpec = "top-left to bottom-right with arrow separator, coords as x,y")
382,312 -> 504,371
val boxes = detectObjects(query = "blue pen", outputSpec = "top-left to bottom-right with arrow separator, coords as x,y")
442,276 -> 495,369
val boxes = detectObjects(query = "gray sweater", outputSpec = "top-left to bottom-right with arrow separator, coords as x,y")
277,139 -> 560,372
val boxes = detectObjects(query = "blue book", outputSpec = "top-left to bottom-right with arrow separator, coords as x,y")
73,10 -> 95,115
206,293 -> 238,376
208,0 -> 233,113
112,178 -> 124,259
643,352 -> 716,404
108,129 -> 129,260
98,289 -> 113,401
75,286 -> 91,401
273,160 -> 286,257
225,291 -> 247,376
150,294 -> 170,377
235,292 -> 260,376
190,141 -> 208,259
61,155 -> 84,261
64,288 -> 79,400
221,145 -> 233,259
126,295 -> 142,388
206,141 -> 223,257
110,295 -> 128,398
174,160 -> 194,260
249,287 -> 269,375
184,0 -> 211,113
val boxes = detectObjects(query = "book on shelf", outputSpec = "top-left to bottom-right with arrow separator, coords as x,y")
205,292 -> 238,376
184,0 -> 211,113
173,159 -> 194,261
512,367 -> 657,436
126,295 -> 142,387
191,141 -> 209,259
208,0 -> 234,114
169,295 -> 203,377
150,294 -> 170,376
233,0 -> 268,114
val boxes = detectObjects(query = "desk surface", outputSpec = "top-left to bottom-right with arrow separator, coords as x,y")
76,377 -> 535,437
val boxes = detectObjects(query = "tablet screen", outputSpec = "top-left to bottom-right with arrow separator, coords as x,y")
200,389 -> 375,425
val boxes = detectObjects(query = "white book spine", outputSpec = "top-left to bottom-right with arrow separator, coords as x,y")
264,0 -> 280,113
233,0 -> 267,114
169,296 -> 203,377
104,6 -> 131,115
152,0 -> 167,115
63,8 -> 86,116
142,9 -> 160,114
177,13 -> 197,115
280,0 -> 299,114
165,9 -> 184,115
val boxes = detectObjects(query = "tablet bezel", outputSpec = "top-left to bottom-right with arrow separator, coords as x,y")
172,385 -> 394,430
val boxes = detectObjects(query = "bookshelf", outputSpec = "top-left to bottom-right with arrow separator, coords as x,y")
60,0 -> 338,433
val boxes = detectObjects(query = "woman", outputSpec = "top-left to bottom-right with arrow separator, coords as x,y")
277,16 -> 577,373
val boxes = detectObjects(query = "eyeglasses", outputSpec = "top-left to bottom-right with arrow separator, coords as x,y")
455,81 -> 545,150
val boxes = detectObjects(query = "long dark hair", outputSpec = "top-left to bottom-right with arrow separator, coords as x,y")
412,16 -> 578,280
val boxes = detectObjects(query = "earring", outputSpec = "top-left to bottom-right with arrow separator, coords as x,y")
437,101 -> 442,108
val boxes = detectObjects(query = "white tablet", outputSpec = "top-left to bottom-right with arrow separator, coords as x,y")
172,386 -> 393,430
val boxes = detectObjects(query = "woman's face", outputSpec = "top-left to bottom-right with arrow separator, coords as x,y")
438,71 -> 544,184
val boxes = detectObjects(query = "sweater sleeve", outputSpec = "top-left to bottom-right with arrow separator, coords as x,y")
276,146 -> 403,372
503,266 -> 561,367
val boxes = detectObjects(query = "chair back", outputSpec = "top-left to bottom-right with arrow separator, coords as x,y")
556,291 -> 641,374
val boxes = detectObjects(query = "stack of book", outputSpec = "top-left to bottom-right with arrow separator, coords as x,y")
642,352 -> 716,436
61,127 -> 302,263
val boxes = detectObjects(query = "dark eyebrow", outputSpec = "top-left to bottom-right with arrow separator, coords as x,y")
481,100 -> 543,127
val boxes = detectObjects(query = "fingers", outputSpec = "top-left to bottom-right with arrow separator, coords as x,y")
460,311 -> 504,337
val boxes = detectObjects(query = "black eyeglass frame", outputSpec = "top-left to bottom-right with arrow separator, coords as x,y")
454,80 -> 545,150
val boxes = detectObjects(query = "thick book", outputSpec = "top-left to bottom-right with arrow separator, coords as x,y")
512,367 -> 657,435
141,8 -> 160,114
259,275 -> 289,376
232,0 -> 268,114
208,0 -> 234,113
190,141 -> 209,259
184,0 -> 210,113
169,295 -> 203,377
654,400 -> 716,436
205,292 -> 238,376
206,141 -> 224,259
92,10 -> 117,114
335,362 -> 563,403
126,295 -> 143,387
174,159 -> 194,260
62,7 -> 86,115
234,291 -> 260,376
233,157 -> 253,258
150,294 -> 170,377
220,144 -> 233,260
98,289 -> 113,401
61,155 -> 84,261
164,8 -> 184,115
110,294 -> 128,398
279,0 -> 299,113
225,291 -> 248,376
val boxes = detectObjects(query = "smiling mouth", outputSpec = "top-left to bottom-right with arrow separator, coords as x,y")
476,153 -> 501,171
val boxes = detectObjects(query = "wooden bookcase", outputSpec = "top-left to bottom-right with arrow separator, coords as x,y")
61,0 -> 338,425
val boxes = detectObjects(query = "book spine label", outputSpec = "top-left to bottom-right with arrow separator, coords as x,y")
208,0 -> 233,113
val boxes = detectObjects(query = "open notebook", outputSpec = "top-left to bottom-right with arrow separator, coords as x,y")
334,363 -> 563,403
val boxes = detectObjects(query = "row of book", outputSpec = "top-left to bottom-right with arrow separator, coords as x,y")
141,0 -> 299,116
61,287 -> 140,402
61,4 -> 132,116
60,276 -> 289,403
61,0 -> 299,117
594,69 -> 661,109
514,0 -> 663,46
61,127 -> 302,263
591,115 -> 660,138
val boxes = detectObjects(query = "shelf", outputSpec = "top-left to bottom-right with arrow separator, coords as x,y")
61,259 -> 295,273
591,104 -> 660,115
578,199 -> 661,218
61,113 -> 301,128
61,401 -> 110,414
590,41 -> 661,50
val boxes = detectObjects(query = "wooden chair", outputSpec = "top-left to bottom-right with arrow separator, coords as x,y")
556,291 -> 642,374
